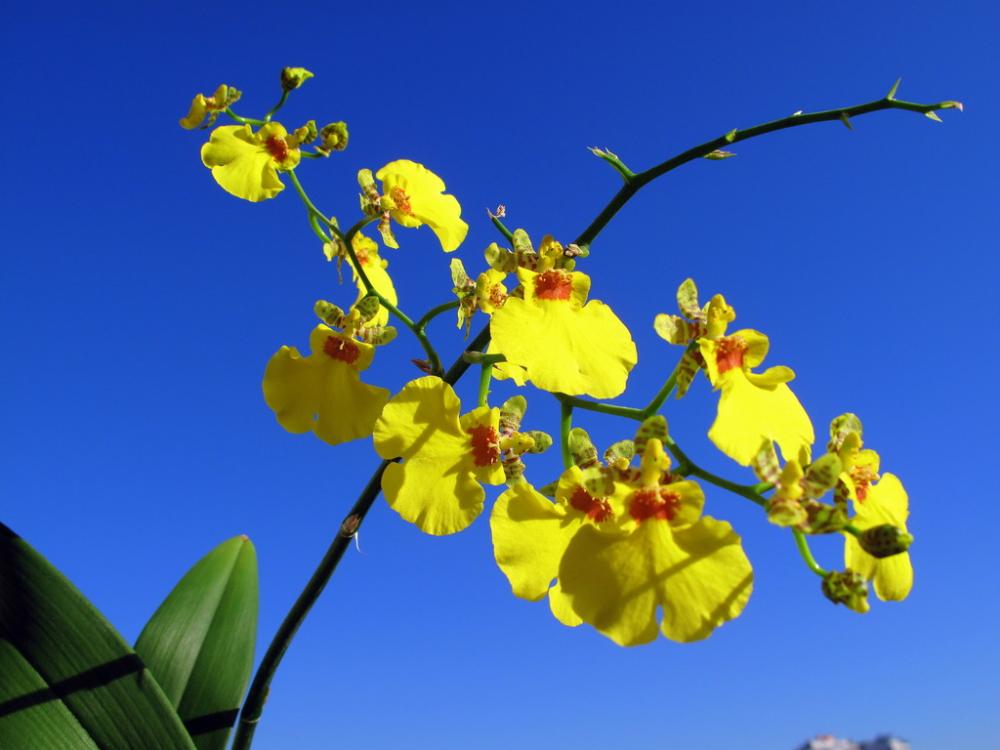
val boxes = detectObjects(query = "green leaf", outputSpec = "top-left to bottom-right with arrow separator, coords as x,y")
0,523 -> 196,749
136,536 -> 258,750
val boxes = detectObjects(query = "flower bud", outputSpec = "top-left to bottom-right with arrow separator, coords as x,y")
317,121 -> 349,154
499,395 -> 527,434
858,524 -> 913,558
822,569 -> 870,614
281,66 -> 314,91
522,431 -> 553,454
291,120 -> 318,147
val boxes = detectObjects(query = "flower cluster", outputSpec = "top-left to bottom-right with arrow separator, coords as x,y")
181,69 -> 918,649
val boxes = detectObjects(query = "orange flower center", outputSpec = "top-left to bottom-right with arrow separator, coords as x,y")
390,186 -> 413,215
715,336 -> 747,374
534,270 -> 573,300
629,487 -> 680,523
568,486 -> 613,523
266,136 -> 290,163
850,465 -> 879,503
323,335 -> 360,364
468,424 -> 500,466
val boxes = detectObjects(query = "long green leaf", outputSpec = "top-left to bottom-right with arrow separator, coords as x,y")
0,523 -> 196,749
136,536 -> 258,750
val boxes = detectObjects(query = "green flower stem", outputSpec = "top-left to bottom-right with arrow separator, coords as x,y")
842,522 -> 862,539
575,93 -> 960,249
286,169 -> 335,229
490,213 -> 515,243
560,400 -> 574,469
287,174 -> 448,376
415,300 -> 461,332
557,394 -> 645,421
792,529 -> 829,577
478,364 -> 492,408
264,90 -> 289,123
232,460 -> 395,750
666,437 -> 769,509
307,214 -> 331,243
224,107 -> 266,126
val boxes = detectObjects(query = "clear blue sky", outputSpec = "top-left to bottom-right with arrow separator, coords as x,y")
3,2 -> 998,748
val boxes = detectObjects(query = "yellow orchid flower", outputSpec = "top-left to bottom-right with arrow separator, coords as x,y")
324,232 -> 397,326
699,329 -> 814,466
263,324 -> 390,447
490,267 -> 637,399
492,428 -> 753,646
373,160 -> 469,252
179,84 -> 239,130
828,415 -> 913,601
373,377 -> 505,535
201,122 -> 301,202
844,472 -> 913,601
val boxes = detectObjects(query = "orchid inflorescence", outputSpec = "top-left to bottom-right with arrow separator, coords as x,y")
180,66 -> 960,746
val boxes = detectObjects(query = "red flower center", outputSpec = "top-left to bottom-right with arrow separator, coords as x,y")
468,424 -> 500,466
850,465 -> 879,503
323,335 -> 360,364
390,186 -> 413,215
715,336 -> 747,374
629,487 -> 680,523
569,486 -> 613,523
266,136 -> 290,163
534,270 -> 573,300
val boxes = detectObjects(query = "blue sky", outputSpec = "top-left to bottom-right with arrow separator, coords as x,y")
3,1 -> 998,748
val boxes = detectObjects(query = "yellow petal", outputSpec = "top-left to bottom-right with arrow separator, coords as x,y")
490,483 -> 578,600
490,297 -> 636,399
380,452 -> 483,535
375,160 -> 468,252
180,94 -> 208,129
548,582 -> 583,627
373,376 -> 463,460
708,370 -> 814,466
201,125 -> 285,202
845,473 -> 913,601
373,376 -> 493,535
348,237 -> 396,326
262,326 -> 388,446
558,517 -> 753,645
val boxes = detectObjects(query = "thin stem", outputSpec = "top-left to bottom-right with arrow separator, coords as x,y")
415,300 -> 460,332
490,214 -> 515,243
842,522 -> 862,539
224,107 -> 265,126
574,94 -> 959,249
286,170 -> 334,228
666,438 -> 768,508
793,529 -> 829,577
557,394 -> 645,421
232,460 -> 395,750
264,90 -> 290,122
478,364 -> 492,407
308,214 -> 331,243
641,371 -> 678,418
560,400 -> 574,469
